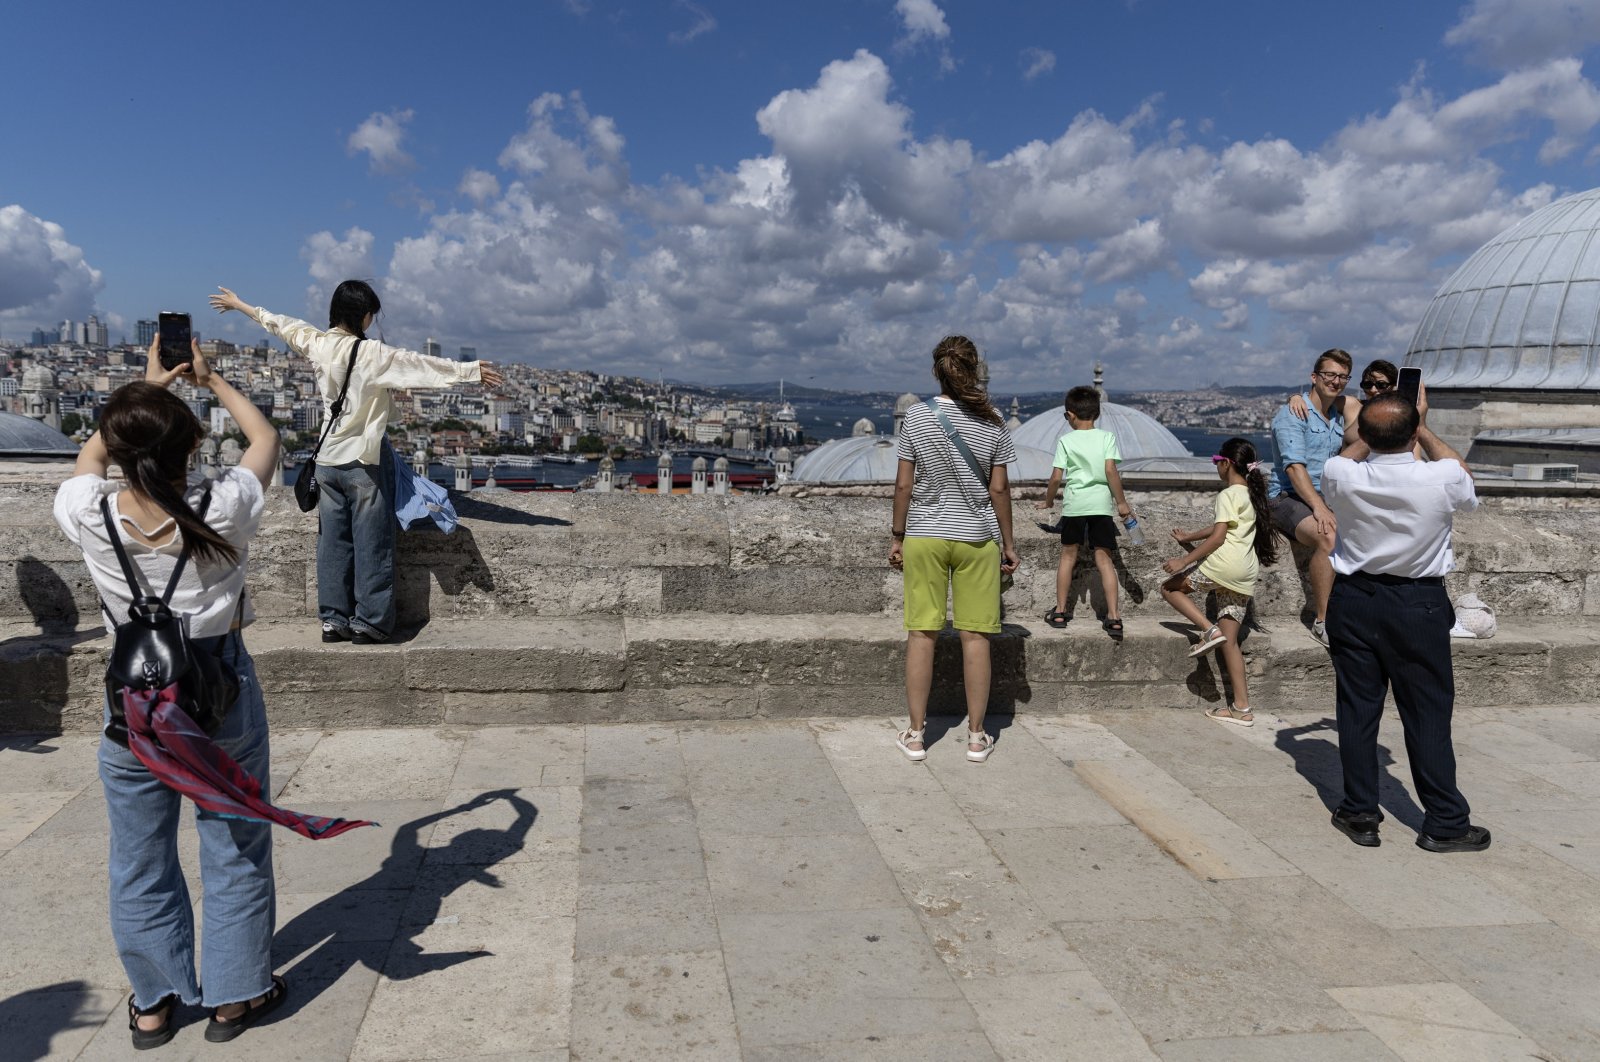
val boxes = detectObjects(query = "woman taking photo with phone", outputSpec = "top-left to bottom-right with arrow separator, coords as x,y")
54,336 -> 286,1047
210,281 -> 505,643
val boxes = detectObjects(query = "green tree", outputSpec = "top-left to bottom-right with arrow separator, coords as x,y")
59,413 -> 85,436
575,433 -> 606,454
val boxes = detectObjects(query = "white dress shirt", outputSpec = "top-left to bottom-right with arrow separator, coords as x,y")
1323,452 -> 1478,579
256,310 -> 484,466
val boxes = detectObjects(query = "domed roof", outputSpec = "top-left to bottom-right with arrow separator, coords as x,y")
1408,186 -> 1600,389
852,417 -> 876,436
774,446 -> 792,462
894,392 -> 921,414
692,455 -> 707,470
21,365 -> 56,391
1007,401 -> 1194,479
0,411 -> 78,456
792,436 -> 902,482
713,456 -> 728,470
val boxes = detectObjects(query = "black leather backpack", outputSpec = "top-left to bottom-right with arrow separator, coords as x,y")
100,490 -> 239,747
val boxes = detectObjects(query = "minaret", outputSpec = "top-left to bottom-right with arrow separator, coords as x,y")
657,451 -> 673,495
1094,362 -> 1105,399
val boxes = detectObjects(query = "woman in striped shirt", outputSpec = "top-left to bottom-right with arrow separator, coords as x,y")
889,336 -> 1020,763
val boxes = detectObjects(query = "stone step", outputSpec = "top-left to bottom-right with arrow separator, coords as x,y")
2,614 -> 1595,733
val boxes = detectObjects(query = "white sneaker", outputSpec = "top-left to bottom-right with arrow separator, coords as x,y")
1311,619 -> 1330,647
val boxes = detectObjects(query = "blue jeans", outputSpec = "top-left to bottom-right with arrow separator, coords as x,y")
98,634 -> 276,1009
317,450 -> 396,639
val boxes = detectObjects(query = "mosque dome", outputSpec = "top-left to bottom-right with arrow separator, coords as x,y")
1408,186 -> 1600,389
0,411 -> 78,456
792,436 -> 901,482
851,417 -> 876,437
21,365 -> 56,391
893,392 -> 921,416
692,455 -> 708,471
713,456 -> 728,471
774,447 -> 792,463
1007,400 -> 1198,479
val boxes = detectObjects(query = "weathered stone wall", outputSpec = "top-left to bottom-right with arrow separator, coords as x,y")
4,480 -> 1599,629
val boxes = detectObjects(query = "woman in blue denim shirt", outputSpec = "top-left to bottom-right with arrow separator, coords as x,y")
53,334 -> 286,1048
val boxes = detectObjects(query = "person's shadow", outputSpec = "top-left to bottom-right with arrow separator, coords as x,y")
1,557 -> 102,733
1274,717 -> 1426,829
268,789 -> 538,1018
0,980 -> 100,1062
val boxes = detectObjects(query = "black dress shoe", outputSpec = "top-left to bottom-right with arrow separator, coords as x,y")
321,625 -> 352,643
1416,825 -> 1491,853
1331,810 -> 1382,847
350,631 -> 388,645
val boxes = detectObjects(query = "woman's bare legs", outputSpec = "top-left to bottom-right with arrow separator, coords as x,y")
903,630 -> 937,752
960,629 -> 990,748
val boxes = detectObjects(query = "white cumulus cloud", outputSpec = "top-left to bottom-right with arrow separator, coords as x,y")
0,205 -> 103,327
458,168 -> 502,203
1446,0 -> 1600,68
347,109 -> 415,173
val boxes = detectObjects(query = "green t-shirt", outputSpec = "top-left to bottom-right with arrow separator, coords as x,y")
1197,483 -> 1259,595
1052,427 -> 1121,516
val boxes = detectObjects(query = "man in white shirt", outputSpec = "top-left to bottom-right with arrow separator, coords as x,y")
1320,391 -> 1489,853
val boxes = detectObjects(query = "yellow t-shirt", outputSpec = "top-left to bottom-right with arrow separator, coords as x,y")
1197,484 -> 1258,595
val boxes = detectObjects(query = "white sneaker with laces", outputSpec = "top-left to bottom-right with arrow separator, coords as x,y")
1311,619 -> 1330,647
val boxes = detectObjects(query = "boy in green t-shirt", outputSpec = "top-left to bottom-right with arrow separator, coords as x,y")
1038,386 -> 1134,636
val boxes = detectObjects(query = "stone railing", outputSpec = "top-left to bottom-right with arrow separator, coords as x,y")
4,479 -> 1598,630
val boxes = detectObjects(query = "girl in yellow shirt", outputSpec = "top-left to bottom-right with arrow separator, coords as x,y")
1159,438 -> 1279,726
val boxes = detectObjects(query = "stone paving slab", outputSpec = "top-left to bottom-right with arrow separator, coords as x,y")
3,703 -> 1598,1060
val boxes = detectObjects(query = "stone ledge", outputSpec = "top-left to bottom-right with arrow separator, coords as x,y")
4,614 -> 1594,733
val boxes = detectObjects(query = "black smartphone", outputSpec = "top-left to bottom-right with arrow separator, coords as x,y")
1397,365 -> 1422,405
157,311 -> 192,370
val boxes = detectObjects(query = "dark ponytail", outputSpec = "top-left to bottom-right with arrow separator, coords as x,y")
99,382 -> 239,566
328,279 -> 381,340
932,335 -> 1002,426
1217,436 -> 1277,567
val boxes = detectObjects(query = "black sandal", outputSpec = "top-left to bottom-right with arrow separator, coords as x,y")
128,993 -> 178,1051
1102,617 -> 1124,639
204,976 -> 287,1043
1044,609 -> 1069,629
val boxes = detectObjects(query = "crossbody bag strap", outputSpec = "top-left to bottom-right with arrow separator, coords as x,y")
924,399 -> 993,506
308,338 -> 361,461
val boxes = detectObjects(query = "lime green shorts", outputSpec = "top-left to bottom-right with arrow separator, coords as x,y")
902,536 -> 1002,634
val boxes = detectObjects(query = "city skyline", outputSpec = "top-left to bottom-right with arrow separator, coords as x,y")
5,1 -> 1600,390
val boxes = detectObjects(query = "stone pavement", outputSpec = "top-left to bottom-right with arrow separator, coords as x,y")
3,705 -> 1599,1061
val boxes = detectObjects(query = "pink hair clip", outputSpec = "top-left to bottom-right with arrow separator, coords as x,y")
1247,461 -> 1263,472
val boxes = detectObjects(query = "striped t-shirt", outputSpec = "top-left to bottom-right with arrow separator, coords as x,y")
897,397 -> 1018,543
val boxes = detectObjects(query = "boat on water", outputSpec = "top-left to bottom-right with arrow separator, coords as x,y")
544,453 -> 590,464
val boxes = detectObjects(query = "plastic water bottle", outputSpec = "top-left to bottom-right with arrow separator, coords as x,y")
1123,516 -> 1146,546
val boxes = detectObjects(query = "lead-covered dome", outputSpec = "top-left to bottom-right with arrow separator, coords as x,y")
1008,401 -> 1199,479
1408,187 -> 1600,389
792,436 -> 901,482
0,411 -> 78,455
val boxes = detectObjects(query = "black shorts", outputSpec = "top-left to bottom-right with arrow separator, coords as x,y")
1060,514 -> 1118,550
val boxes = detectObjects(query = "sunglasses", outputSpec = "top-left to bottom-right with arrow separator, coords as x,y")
1360,378 -> 1394,391
1210,455 -> 1230,465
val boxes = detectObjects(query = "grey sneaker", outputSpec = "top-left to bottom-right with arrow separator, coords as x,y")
1311,619 -> 1330,647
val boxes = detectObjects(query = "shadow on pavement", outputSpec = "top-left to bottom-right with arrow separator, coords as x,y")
269,788 -> 539,1020
1,558 -> 102,734
1274,717 -> 1426,829
0,980 -> 102,1062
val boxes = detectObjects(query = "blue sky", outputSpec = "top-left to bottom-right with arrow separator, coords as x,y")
5,0 -> 1600,390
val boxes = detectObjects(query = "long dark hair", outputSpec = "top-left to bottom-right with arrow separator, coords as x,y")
1217,436 -> 1277,567
932,335 -> 1001,426
99,382 -> 238,566
328,279 -> 381,340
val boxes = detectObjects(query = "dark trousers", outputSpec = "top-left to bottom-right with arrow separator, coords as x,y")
1326,573 -> 1471,837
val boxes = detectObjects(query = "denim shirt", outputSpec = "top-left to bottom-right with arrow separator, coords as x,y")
1269,394 -> 1345,499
